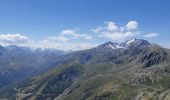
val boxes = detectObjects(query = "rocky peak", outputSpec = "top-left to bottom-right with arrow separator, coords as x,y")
99,41 -> 124,49
121,38 -> 151,48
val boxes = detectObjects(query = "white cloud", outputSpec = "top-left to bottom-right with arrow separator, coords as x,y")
0,33 -> 94,51
105,21 -> 119,31
61,29 -> 92,40
144,33 -> 158,38
61,29 -> 76,35
91,27 -> 104,33
46,36 -> 69,42
79,34 -> 93,40
0,32 -> 95,51
126,21 -> 138,30
99,31 -> 139,41
92,21 -> 140,41
28,40 -> 97,51
0,33 -> 30,45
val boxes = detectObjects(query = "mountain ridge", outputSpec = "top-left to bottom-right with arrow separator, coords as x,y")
0,45 -> 66,90
98,38 -> 151,50
1,39 -> 170,100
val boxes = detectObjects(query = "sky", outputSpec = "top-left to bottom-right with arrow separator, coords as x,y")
0,0 -> 169,51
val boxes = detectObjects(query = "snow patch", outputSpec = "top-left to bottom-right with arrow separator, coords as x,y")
107,43 -> 124,49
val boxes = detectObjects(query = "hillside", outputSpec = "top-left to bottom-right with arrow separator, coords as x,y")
0,45 -> 65,90
1,39 -> 170,100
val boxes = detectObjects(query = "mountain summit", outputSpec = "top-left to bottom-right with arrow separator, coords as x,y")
99,41 -> 124,49
122,38 -> 151,47
99,38 -> 151,50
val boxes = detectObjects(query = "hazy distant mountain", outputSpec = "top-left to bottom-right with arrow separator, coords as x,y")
1,39 -> 170,100
0,45 -> 65,89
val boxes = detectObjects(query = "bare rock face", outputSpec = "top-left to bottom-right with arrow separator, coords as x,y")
138,45 -> 168,68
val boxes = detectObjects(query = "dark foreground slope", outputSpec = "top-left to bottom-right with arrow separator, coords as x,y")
1,39 -> 170,100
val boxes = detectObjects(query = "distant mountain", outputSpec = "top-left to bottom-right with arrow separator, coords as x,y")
0,45 -> 65,89
1,39 -> 170,100
98,38 -> 151,50
122,38 -> 151,48
98,41 -> 124,49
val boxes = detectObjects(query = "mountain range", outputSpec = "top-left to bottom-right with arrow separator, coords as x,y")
0,39 -> 170,100
0,45 -> 65,89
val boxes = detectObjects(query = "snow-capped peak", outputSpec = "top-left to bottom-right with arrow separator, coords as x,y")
99,39 -> 150,50
108,43 -> 124,49
99,41 -> 125,49
122,38 -> 150,47
125,38 -> 137,45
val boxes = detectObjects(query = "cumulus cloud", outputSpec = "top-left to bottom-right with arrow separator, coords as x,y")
98,31 -> 139,40
144,33 -> 158,38
91,21 -> 140,41
105,21 -> 119,31
61,29 -> 92,40
0,33 -> 30,45
126,21 -> 138,30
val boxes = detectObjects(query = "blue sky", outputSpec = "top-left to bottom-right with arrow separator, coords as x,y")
0,0 -> 169,50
